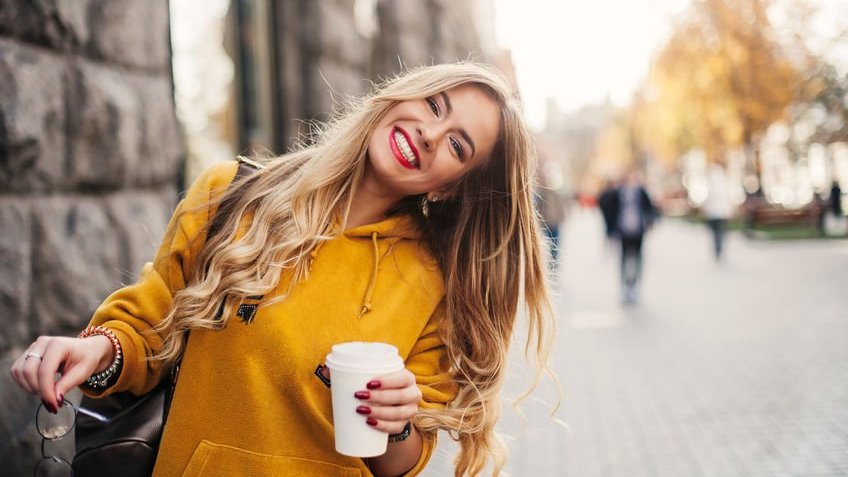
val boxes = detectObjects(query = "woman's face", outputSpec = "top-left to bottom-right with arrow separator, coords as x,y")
365,84 -> 501,200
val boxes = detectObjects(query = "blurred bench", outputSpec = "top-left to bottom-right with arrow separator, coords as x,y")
745,200 -> 823,228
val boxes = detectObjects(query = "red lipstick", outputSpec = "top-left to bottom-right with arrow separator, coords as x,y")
389,127 -> 419,170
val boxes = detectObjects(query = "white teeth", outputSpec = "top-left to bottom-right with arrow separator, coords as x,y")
394,130 -> 418,166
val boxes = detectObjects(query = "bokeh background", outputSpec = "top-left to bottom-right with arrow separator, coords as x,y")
1,0 -> 847,475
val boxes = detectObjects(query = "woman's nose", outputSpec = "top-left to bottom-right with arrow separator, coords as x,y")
416,125 -> 432,151
417,123 -> 444,152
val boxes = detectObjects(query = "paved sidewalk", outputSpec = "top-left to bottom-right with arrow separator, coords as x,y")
424,210 -> 848,476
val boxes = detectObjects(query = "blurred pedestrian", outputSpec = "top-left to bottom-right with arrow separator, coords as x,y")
9,63 -> 556,477
536,159 -> 568,267
824,180 -> 847,236
830,180 -> 843,217
597,178 -> 618,249
703,161 -> 734,261
606,168 -> 657,305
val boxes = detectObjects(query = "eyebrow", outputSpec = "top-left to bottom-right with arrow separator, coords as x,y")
439,91 -> 477,159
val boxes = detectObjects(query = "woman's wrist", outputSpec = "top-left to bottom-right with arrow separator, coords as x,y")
78,325 -> 123,389
367,423 -> 422,477
89,335 -> 115,372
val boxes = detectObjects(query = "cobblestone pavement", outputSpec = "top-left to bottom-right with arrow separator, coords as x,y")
424,211 -> 848,476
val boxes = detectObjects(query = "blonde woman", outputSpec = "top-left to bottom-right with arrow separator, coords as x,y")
11,63 -> 555,476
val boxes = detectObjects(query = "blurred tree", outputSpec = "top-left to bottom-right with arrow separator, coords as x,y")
799,63 -> 848,146
777,0 -> 847,161
637,0 -> 804,183
594,107 -> 637,169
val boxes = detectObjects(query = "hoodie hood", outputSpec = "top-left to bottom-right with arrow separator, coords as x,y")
325,214 -> 426,319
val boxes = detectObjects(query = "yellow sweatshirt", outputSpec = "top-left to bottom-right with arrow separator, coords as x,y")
86,161 -> 456,476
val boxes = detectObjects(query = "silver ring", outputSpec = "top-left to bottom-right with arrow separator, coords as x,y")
25,351 -> 43,360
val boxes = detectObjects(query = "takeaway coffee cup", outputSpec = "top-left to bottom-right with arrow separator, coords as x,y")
326,341 -> 404,457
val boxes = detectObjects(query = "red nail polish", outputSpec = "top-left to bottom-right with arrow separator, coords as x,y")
354,391 -> 370,400
366,380 -> 381,390
356,405 -> 371,415
57,393 -> 64,404
366,417 -> 378,426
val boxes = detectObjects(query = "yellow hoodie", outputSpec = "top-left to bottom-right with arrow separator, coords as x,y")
86,161 -> 456,476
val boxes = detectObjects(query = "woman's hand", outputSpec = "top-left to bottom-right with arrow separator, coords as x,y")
354,368 -> 421,435
9,335 -> 114,413
355,368 -> 424,476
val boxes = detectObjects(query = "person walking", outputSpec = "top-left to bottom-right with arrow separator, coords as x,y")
597,178 -> 618,251
9,63 -> 556,477
830,180 -> 843,217
824,179 -> 847,236
606,169 -> 657,305
703,161 -> 734,261
536,158 -> 568,267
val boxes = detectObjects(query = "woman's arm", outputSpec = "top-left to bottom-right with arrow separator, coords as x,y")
83,161 -> 239,397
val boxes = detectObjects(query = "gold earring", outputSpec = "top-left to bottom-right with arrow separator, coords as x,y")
421,196 -> 430,218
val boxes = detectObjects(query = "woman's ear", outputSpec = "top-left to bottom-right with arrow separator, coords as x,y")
426,189 -> 451,202
427,181 -> 461,202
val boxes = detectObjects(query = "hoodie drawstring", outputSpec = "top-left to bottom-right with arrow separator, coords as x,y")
358,231 -> 380,319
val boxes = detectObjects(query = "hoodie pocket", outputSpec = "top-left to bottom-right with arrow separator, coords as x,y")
181,440 -> 361,477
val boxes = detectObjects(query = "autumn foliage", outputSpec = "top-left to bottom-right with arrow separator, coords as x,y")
635,0 -> 805,165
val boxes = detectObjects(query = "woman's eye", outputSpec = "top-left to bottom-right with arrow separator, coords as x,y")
450,137 -> 464,159
426,97 -> 439,116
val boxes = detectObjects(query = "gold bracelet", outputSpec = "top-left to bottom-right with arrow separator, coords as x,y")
78,325 -> 123,389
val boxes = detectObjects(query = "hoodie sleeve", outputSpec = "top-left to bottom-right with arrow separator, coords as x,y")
83,161 -> 239,397
401,301 -> 458,476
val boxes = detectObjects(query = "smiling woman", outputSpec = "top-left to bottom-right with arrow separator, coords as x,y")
10,63 -> 556,477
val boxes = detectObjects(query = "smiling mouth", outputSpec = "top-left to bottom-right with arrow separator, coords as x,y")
390,127 -> 419,169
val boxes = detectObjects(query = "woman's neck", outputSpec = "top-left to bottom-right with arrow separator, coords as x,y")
346,201 -> 387,229
346,176 -> 404,229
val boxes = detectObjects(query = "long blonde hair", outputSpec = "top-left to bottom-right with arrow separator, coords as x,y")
154,63 -> 555,476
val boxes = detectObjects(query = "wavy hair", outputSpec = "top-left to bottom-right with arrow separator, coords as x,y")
153,62 -> 555,476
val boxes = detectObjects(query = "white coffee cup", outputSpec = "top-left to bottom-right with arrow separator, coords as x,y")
325,341 -> 405,457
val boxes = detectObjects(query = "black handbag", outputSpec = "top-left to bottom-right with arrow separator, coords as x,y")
72,373 -> 176,477
71,160 -> 258,476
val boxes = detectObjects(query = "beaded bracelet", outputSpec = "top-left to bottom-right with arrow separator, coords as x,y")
388,422 -> 412,443
78,325 -> 123,389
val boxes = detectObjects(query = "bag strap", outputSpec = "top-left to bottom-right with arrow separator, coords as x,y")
207,158 -> 261,240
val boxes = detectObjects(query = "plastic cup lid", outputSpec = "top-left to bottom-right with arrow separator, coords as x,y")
325,341 -> 404,374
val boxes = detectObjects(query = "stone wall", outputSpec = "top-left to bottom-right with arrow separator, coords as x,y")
0,0 -> 183,472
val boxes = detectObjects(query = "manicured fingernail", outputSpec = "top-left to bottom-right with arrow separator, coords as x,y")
366,417 -> 378,426
57,393 -> 64,404
43,401 -> 57,414
356,405 -> 371,415
354,391 -> 370,400
366,380 -> 381,389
